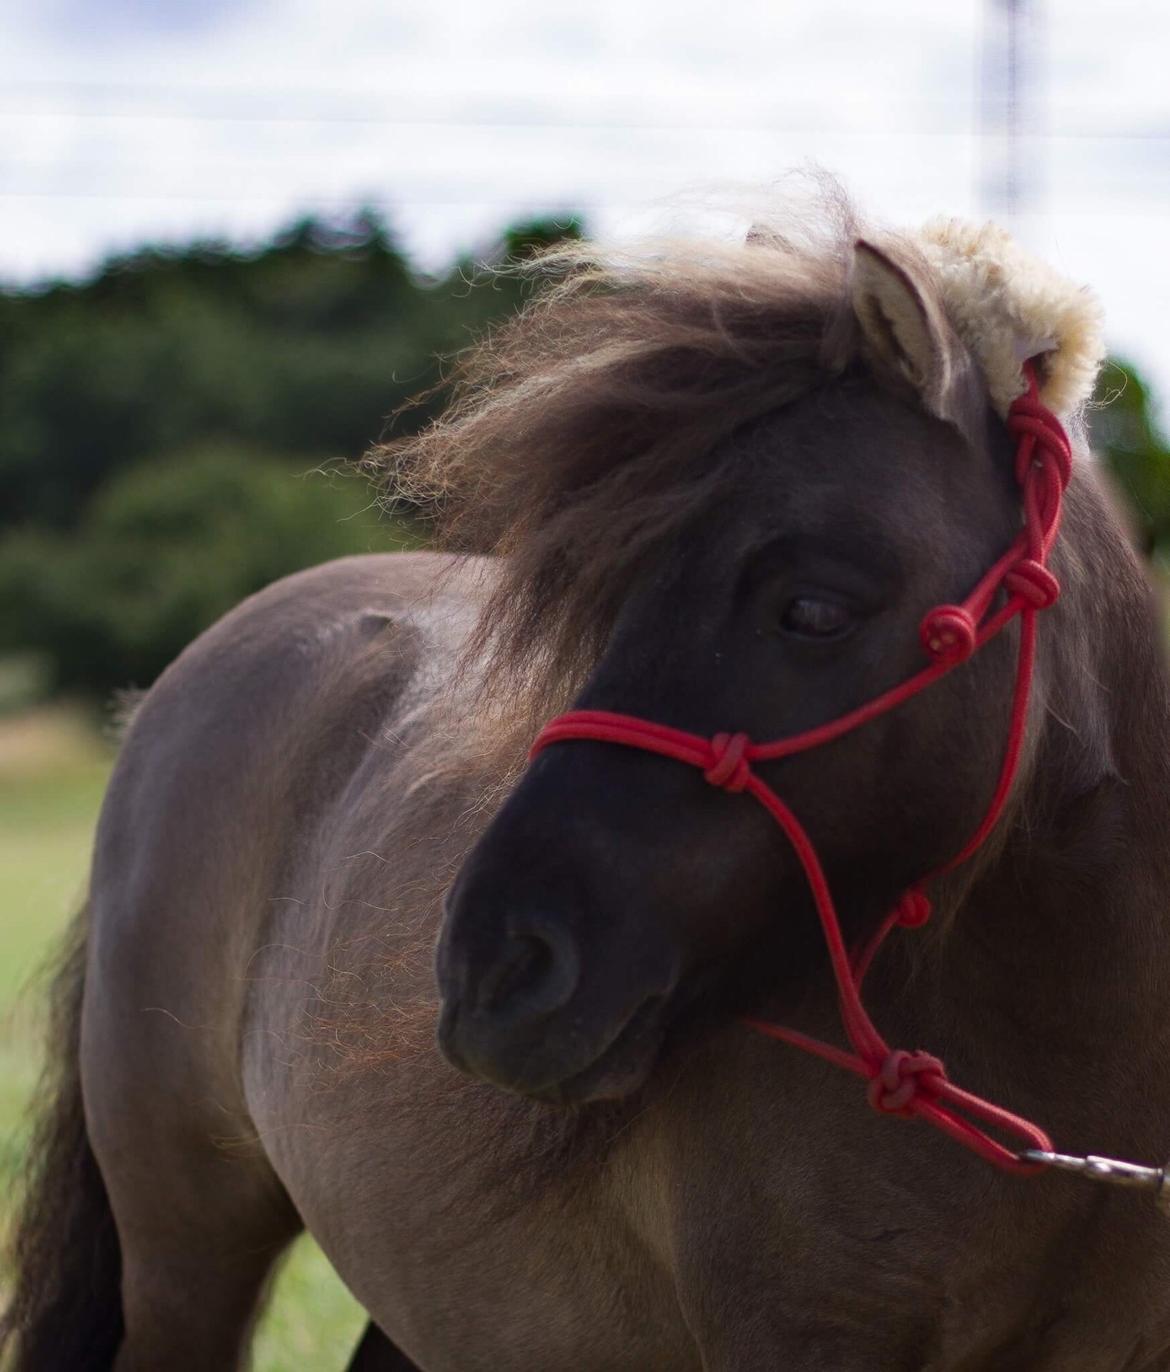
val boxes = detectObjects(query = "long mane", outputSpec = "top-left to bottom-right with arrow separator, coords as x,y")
373,187 -> 873,716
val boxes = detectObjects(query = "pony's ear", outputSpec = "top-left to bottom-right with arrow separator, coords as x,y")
851,239 -> 955,419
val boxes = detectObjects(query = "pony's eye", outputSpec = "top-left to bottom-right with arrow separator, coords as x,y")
779,595 -> 853,640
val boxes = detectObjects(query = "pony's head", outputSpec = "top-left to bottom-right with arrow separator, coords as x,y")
385,192 -> 1103,1103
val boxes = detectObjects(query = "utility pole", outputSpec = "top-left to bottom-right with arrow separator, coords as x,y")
981,0 -> 1037,232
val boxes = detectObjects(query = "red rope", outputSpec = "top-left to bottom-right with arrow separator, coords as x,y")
529,363 -> 1068,1173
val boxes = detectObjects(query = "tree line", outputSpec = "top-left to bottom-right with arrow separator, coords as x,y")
0,211 -> 581,696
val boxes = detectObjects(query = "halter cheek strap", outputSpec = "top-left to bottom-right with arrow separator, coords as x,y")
530,362 -> 1069,1174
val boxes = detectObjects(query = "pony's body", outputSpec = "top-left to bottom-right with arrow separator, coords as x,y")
87,507 -> 1170,1371
10,200 -> 1170,1370
86,551 -> 695,1371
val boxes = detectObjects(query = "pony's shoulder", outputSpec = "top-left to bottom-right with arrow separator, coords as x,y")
101,551 -> 495,833
144,549 -> 492,708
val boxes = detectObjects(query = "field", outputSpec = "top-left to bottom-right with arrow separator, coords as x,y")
0,707 -> 367,1369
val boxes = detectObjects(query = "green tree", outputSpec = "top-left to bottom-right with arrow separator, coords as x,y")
0,447 -> 417,694
0,210 -> 583,532
0,208 -> 585,697
1089,360 -> 1170,556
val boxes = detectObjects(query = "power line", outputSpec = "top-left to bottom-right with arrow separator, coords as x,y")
0,187 -> 612,207
0,106 -> 963,134
0,103 -> 1162,143
4,188 -> 1170,219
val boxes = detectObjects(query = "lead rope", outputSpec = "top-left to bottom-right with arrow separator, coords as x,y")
531,361 -> 1068,1173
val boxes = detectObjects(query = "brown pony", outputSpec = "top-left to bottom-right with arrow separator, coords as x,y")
7,192 -> 1170,1371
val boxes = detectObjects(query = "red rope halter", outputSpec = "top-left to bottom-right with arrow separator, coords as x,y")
530,362 -> 1069,1173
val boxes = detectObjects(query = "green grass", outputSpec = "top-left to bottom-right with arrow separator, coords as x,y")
0,710 -> 367,1368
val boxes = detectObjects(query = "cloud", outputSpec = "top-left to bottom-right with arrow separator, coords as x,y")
39,0 -> 256,41
1,0 -> 1168,404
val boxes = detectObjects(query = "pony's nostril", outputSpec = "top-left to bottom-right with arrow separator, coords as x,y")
478,935 -> 549,1012
475,925 -> 579,1020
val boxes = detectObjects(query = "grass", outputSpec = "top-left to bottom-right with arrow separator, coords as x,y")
0,706 -> 367,1369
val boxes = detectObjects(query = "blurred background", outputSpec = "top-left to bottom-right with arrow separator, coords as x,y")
2,1 -> 1168,1366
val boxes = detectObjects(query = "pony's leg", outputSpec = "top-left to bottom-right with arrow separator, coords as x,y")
87,1053 -> 300,1372
109,1163 -> 300,1372
346,1322 -> 424,1371
82,894 -> 304,1368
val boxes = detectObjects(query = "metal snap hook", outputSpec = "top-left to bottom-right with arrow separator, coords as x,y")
1022,1149 -> 1170,1216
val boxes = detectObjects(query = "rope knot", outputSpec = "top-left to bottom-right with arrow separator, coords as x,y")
893,889 -> 932,929
1005,558 -> 1060,610
704,732 -> 752,792
1007,394 -> 1073,491
867,1049 -> 947,1116
919,605 -> 977,665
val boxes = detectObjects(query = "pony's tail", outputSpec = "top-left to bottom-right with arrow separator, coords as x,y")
1,907 -> 124,1370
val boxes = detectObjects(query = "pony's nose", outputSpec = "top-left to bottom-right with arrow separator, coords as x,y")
472,918 -> 581,1024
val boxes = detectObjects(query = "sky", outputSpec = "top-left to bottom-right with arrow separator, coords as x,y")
3,0 -> 1170,405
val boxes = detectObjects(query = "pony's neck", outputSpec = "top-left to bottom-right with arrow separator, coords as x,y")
935,477 -> 1170,1151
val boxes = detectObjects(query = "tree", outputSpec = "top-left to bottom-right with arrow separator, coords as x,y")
0,210 -> 584,532
1087,360 -> 1170,557
0,447 -> 417,694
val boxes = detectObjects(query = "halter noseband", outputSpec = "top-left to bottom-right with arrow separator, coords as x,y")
529,361 -> 1068,1173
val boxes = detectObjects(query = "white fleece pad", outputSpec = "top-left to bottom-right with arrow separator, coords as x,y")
916,218 -> 1105,420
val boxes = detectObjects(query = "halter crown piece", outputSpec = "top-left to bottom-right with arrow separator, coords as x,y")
530,221 -> 1105,1175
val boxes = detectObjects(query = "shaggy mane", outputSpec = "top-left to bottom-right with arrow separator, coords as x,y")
373,186 -> 877,715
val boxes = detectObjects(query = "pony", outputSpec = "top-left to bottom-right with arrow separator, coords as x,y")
8,187 -> 1170,1370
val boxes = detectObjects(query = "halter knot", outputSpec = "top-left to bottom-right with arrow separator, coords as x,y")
704,732 -> 752,792
867,1049 -> 947,1115
1007,394 -> 1074,491
1005,558 -> 1061,610
893,888 -> 932,928
919,605 -> 977,664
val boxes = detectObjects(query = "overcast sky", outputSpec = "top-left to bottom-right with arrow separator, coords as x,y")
4,0 -> 1169,405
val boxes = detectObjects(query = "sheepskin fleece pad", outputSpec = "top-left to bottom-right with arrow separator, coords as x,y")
914,218 -> 1104,420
